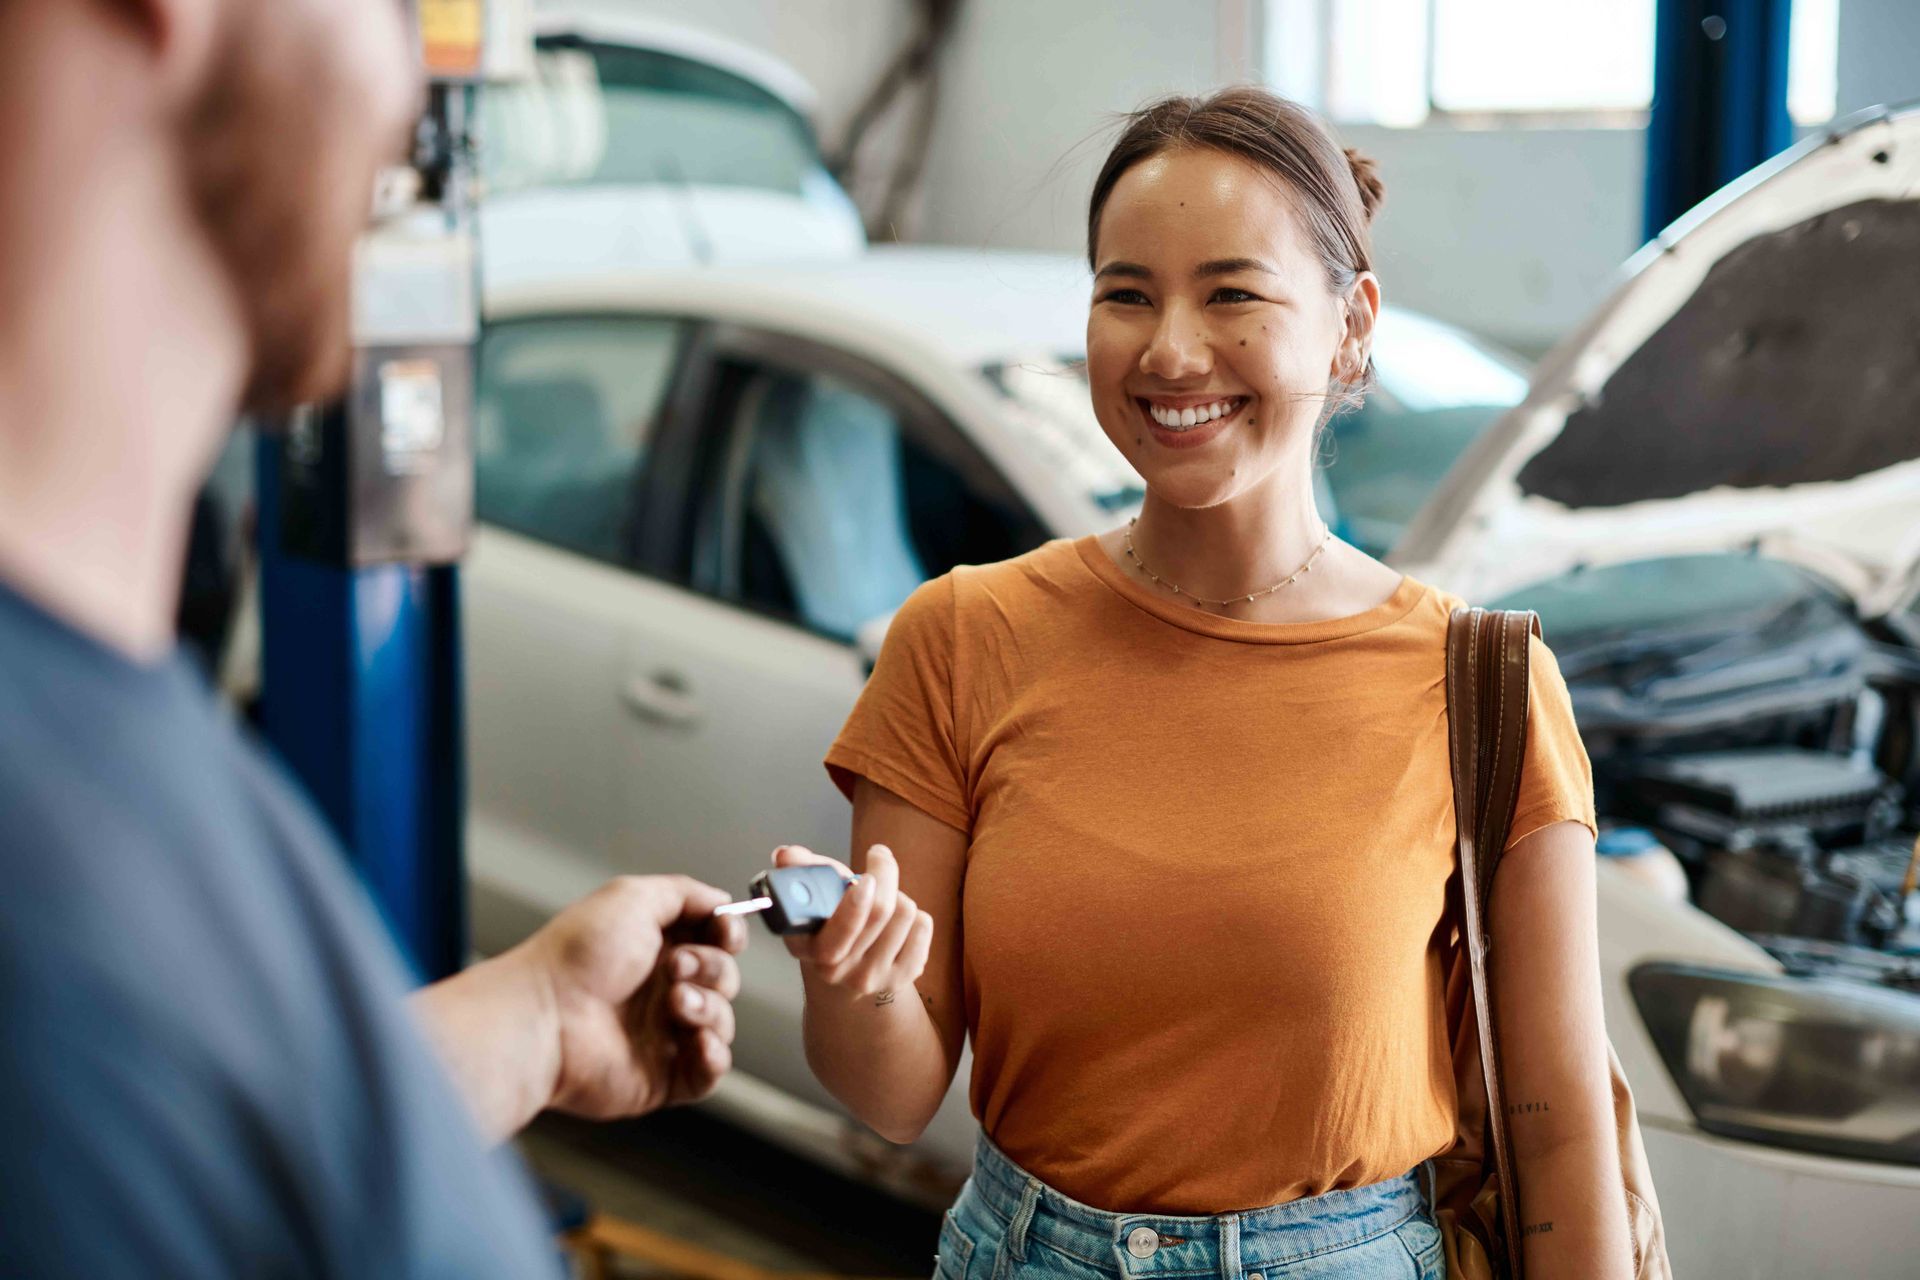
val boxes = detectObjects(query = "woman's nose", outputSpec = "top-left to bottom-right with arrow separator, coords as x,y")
1139,307 -> 1212,380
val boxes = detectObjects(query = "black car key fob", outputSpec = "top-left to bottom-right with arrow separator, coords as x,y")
713,865 -> 854,935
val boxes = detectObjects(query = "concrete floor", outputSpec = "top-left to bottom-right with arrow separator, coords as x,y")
517,1108 -> 942,1278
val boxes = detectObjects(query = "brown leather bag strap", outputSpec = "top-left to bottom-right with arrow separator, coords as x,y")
1446,606 -> 1540,1279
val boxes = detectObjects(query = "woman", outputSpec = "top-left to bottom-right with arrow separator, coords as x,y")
774,87 -> 1633,1280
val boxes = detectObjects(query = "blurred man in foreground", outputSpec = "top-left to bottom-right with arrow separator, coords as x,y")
0,2 -> 743,1273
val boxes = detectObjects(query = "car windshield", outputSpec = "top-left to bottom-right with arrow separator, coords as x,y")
979,311 -> 1527,534
482,38 -> 832,197
1489,554 -> 1850,659
1322,311 -> 1529,557
982,359 -> 1145,514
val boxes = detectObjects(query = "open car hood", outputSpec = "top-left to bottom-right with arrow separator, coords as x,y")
1392,104 -> 1920,618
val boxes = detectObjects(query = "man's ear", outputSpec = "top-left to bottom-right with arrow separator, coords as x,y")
96,0 -> 221,105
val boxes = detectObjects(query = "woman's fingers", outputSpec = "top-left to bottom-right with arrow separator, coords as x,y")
849,892 -> 922,993
843,846 -> 899,965
773,844 -> 852,878
812,870 -> 876,968
897,910 -> 935,982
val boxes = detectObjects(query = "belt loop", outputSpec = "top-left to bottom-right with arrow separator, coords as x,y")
1220,1214 -> 1241,1280
1006,1177 -> 1041,1262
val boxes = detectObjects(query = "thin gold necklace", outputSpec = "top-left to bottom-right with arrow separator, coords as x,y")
1123,518 -> 1332,610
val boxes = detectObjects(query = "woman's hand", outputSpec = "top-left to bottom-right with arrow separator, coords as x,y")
774,844 -> 934,1002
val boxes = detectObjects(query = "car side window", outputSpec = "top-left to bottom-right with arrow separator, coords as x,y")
696,359 -> 1046,640
475,316 -> 684,566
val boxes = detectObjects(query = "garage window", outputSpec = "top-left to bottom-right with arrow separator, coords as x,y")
475,315 -> 685,566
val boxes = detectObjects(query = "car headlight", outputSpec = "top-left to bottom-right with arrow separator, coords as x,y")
1629,962 -> 1920,1165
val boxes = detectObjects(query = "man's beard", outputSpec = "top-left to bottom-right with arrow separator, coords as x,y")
177,7 -> 387,416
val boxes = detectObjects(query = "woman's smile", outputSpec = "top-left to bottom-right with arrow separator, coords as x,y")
1135,393 -> 1252,450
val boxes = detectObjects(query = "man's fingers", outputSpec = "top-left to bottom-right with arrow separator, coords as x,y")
673,1028 -> 731,1104
670,945 -> 741,1000
671,982 -> 737,1045
604,874 -> 731,932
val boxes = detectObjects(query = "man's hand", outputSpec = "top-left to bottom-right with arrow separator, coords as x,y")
528,875 -> 746,1120
412,875 -> 747,1141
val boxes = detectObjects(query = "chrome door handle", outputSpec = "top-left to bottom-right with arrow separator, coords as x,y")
622,672 -> 702,728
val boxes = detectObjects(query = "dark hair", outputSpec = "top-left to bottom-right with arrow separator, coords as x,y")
1086,86 -> 1385,404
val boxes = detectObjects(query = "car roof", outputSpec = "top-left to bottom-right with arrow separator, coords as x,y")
534,6 -> 820,121
486,245 -> 1097,370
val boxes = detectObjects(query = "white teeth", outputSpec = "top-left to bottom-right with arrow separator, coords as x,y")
1145,398 -> 1241,429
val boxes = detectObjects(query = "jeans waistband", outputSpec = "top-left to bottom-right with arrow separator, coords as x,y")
962,1133 -> 1430,1276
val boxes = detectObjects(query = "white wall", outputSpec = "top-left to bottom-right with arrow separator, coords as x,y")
1837,0 -> 1920,117
542,0 -> 1920,354
905,0 -> 1643,354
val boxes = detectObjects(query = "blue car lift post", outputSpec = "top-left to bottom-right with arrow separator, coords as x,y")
254,478 -> 467,983
1644,0 -> 1794,241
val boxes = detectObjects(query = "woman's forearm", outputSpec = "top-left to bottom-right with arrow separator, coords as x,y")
800,971 -> 956,1143
1513,1135 -> 1635,1280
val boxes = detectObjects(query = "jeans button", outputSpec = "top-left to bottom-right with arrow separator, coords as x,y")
1126,1226 -> 1159,1259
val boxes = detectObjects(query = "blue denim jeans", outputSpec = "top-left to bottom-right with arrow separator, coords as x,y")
936,1134 -> 1446,1280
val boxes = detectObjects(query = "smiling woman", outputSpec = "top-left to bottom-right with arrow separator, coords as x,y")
785,86 -> 1646,1280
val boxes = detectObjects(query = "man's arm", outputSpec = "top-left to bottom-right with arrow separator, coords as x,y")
412,875 -> 746,1141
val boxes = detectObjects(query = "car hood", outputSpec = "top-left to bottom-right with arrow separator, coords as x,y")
1392,104 -> 1920,617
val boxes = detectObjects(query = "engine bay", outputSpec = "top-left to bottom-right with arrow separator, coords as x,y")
1549,567 -> 1920,995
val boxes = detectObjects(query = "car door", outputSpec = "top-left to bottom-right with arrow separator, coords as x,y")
613,324 -> 1047,1105
463,311 -> 708,951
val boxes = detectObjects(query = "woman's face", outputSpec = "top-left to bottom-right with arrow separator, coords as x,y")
1086,146 -> 1369,511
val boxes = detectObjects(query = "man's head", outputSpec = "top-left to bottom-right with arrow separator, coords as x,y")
12,0 -> 422,413
178,0 -> 420,410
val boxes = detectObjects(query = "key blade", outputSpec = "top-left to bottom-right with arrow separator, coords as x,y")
714,896 -> 774,918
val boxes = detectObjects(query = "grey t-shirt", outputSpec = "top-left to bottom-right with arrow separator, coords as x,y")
0,578 -> 558,1277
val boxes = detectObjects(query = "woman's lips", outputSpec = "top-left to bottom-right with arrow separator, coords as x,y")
1137,396 -> 1250,451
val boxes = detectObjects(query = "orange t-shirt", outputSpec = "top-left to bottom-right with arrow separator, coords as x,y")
825,536 -> 1595,1215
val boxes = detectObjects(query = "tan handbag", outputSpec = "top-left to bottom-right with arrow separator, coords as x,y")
1433,607 -> 1672,1279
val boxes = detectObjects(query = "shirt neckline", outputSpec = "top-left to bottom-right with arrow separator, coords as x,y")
1072,534 -> 1429,645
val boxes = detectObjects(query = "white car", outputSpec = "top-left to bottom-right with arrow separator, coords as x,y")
463,109 -> 1920,1275
478,7 -> 866,292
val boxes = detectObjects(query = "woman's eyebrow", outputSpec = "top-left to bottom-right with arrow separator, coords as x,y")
1195,257 -> 1276,278
1094,261 -> 1152,280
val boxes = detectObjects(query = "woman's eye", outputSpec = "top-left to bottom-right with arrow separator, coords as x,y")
1210,287 -> 1257,304
1098,288 -> 1150,305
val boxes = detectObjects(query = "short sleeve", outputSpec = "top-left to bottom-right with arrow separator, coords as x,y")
825,574 -> 971,832
1507,632 -> 1597,849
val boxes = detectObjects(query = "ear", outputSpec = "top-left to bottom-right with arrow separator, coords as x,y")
1333,272 -> 1382,382
97,0 -> 221,106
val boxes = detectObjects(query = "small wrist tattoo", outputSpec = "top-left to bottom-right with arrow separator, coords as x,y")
1520,1222 -> 1554,1238
874,990 -> 897,1007
1507,1100 -> 1551,1116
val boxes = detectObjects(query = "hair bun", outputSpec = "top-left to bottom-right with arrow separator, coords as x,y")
1344,147 -> 1386,222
